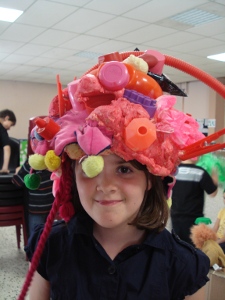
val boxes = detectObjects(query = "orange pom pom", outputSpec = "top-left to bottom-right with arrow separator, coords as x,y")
190,223 -> 217,249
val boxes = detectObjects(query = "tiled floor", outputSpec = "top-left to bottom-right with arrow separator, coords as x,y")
0,226 -> 28,300
0,187 -> 223,300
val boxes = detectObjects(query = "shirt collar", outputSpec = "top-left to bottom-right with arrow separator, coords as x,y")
67,211 -> 94,236
67,211 -> 172,251
143,229 -> 173,251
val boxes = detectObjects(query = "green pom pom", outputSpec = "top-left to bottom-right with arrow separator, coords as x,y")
24,174 -> 41,190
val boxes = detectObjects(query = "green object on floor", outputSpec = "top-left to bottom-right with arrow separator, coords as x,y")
195,217 -> 212,225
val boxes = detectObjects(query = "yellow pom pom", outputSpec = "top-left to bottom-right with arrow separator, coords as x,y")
28,154 -> 46,170
44,150 -> 61,171
82,156 -> 104,178
167,198 -> 172,208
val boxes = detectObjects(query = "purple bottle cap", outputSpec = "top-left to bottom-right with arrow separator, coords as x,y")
123,89 -> 157,118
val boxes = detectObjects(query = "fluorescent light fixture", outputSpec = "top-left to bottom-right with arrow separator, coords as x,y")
207,53 -> 225,62
171,9 -> 222,26
0,7 -> 23,22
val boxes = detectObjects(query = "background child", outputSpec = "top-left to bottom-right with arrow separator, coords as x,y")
212,189 -> 225,253
0,109 -> 16,173
12,159 -> 55,237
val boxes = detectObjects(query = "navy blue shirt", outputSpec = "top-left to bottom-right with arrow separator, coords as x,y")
25,212 -> 209,300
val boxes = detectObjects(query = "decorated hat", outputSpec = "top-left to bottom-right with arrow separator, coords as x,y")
28,49 -> 225,190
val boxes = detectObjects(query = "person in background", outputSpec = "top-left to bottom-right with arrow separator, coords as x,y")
0,109 -> 17,173
12,159 -> 54,237
171,158 -> 218,246
212,189 -> 225,253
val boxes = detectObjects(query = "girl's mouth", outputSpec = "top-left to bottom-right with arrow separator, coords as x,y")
96,200 -> 123,206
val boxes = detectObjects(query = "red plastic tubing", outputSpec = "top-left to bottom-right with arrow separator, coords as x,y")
164,55 -> 225,99
85,51 -> 225,99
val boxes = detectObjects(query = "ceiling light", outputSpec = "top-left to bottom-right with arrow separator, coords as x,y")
0,7 -> 23,22
171,9 -> 222,26
207,53 -> 225,62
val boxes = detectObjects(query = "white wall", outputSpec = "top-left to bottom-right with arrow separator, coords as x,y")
1,80 -> 58,139
175,81 -> 215,118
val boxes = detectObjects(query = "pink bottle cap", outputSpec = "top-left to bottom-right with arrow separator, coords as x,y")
98,62 -> 129,91
143,50 -> 165,74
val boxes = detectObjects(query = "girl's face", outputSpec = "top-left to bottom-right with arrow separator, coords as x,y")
75,154 -> 151,229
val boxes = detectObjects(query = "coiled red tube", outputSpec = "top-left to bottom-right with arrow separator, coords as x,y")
164,55 -> 225,99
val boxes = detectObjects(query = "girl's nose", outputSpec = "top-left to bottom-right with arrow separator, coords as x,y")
96,172 -> 117,194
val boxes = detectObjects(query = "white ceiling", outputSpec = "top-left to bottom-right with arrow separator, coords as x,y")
0,0 -> 225,86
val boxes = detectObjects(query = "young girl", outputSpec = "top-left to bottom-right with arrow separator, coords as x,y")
18,50 -> 222,300
212,189 -> 225,253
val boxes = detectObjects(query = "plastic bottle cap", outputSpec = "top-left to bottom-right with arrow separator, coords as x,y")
123,89 -> 157,118
35,117 -> 60,140
195,217 -> 212,225
98,62 -> 129,91
35,117 -> 46,128
124,118 -> 156,151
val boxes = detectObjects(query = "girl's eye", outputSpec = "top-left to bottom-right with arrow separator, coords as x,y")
118,166 -> 132,174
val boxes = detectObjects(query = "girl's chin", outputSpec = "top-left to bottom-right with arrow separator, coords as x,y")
93,216 -> 123,229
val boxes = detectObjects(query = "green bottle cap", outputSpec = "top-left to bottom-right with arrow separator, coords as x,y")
194,217 -> 212,225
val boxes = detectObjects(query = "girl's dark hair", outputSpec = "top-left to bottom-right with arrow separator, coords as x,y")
72,158 -> 169,233
0,109 -> 16,125
128,160 -> 169,232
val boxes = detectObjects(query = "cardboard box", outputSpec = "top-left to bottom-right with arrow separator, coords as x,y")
205,268 -> 225,300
